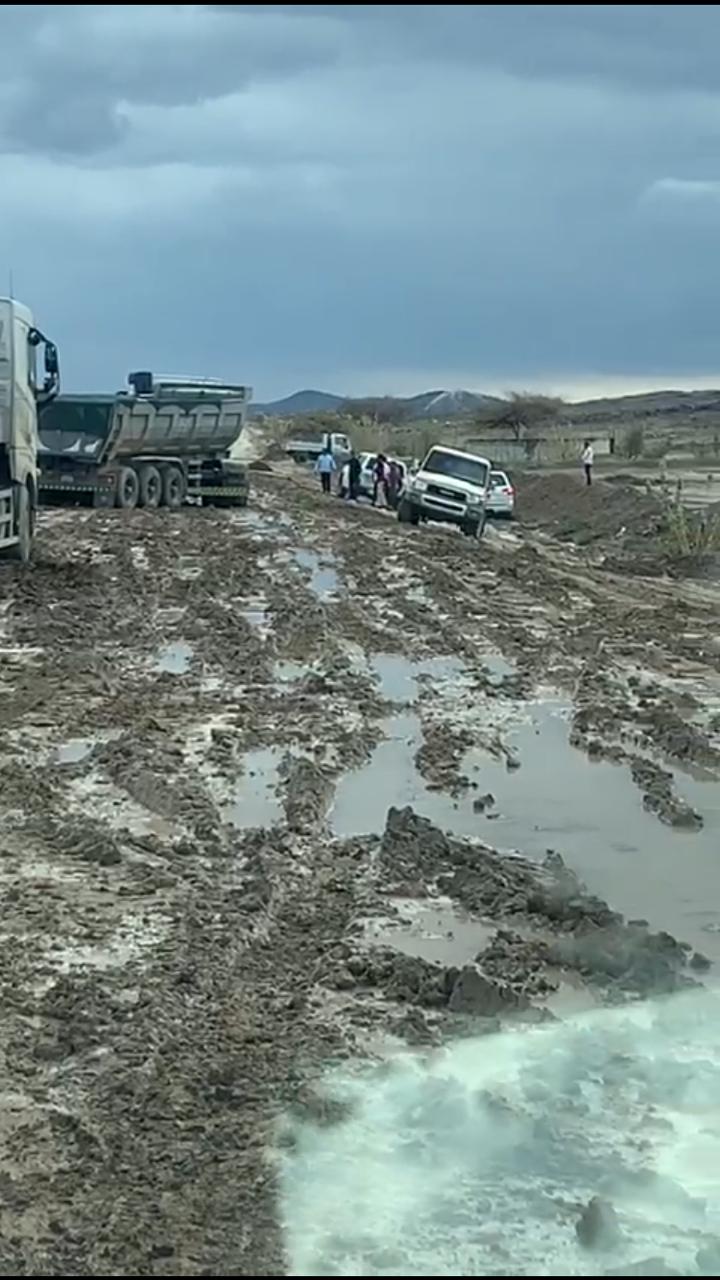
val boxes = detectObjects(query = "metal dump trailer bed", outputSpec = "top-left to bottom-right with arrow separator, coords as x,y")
38,374 -> 252,509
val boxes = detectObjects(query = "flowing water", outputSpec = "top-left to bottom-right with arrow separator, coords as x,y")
280,989 -> 720,1276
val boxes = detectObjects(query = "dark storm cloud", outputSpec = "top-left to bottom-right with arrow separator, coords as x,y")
1,5 -> 720,396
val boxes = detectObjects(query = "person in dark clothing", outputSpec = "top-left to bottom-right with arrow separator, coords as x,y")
386,459 -> 402,509
373,453 -> 388,506
348,452 -> 362,501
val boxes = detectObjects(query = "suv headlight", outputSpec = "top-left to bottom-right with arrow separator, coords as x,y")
411,478 -> 427,493
466,492 -> 481,505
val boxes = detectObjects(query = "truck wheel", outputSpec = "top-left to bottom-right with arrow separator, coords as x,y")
138,464 -> 162,509
116,466 -> 140,510
161,465 -> 186,509
398,499 -> 420,526
5,483 -> 32,563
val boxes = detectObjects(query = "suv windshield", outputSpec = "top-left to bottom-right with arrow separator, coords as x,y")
424,449 -> 489,488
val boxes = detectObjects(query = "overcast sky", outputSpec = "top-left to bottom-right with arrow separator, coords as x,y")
4,4 -> 720,400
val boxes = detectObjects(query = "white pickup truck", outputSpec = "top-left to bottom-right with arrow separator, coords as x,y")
397,444 -> 491,539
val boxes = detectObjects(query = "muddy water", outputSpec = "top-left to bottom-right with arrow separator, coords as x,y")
294,548 -> 340,597
362,897 -> 496,968
331,658 -> 720,961
469,701 -> 720,961
331,710 -> 453,835
223,746 -> 283,828
154,640 -> 194,674
371,654 -> 465,702
275,659 -> 307,683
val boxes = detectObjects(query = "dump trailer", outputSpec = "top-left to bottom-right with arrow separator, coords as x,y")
0,296 -> 60,562
38,372 -> 252,510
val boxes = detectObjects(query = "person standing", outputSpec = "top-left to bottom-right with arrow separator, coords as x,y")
338,459 -> 350,498
372,453 -> 388,506
348,452 -> 362,501
314,446 -> 336,494
386,459 -> 402,509
582,440 -> 594,487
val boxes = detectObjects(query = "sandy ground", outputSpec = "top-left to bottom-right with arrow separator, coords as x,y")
0,472 -> 719,1274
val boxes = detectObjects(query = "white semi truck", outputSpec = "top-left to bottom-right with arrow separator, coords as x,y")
0,297 -> 60,562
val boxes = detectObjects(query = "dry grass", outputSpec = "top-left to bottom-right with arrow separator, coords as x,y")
664,499 -> 720,557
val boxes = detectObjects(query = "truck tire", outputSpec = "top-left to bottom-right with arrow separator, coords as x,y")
161,465 -> 186,510
116,466 -> 140,510
398,498 -> 420,527
138,464 -> 162,509
4,483 -> 32,563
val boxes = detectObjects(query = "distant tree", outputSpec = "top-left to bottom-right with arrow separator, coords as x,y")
342,397 -> 409,426
476,392 -> 565,440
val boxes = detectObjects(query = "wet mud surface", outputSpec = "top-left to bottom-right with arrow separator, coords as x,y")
0,478 -> 719,1273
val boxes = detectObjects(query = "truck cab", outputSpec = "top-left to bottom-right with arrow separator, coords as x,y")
398,445 -> 491,539
0,298 -> 59,561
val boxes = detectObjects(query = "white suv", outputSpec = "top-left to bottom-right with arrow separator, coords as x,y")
398,445 -> 490,538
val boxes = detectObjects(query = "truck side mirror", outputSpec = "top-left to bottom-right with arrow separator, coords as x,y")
44,343 -> 59,376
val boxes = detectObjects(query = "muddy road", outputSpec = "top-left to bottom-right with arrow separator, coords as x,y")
0,473 -> 719,1275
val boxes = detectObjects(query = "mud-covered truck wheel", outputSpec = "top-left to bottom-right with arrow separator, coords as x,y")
161,465 -> 186,510
138,464 -> 162,509
4,483 -> 32,563
116,466 -> 140,510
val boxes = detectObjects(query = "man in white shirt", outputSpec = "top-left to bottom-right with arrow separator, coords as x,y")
582,440 -> 594,487
314,446 -> 336,495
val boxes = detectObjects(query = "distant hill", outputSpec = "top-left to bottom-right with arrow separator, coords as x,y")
251,389 -> 344,417
251,387 -> 503,419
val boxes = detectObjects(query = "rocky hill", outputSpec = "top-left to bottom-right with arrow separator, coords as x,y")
252,387 -> 502,419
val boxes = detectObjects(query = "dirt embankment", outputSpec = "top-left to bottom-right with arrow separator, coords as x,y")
517,472 -> 665,547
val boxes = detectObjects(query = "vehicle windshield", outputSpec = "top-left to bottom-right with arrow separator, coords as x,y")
423,449 -> 489,487
490,471 -> 509,488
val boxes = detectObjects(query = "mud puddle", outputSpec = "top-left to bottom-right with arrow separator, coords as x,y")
482,651 -> 516,684
332,694 -> 720,961
275,659 -> 307,683
362,897 -> 496,967
223,746 -> 284,829
370,654 -> 465,703
294,548 -> 340,597
154,640 -> 194,674
468,701 -> 720,960
330,711 -> 447,838
362,897 -> 597,1017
